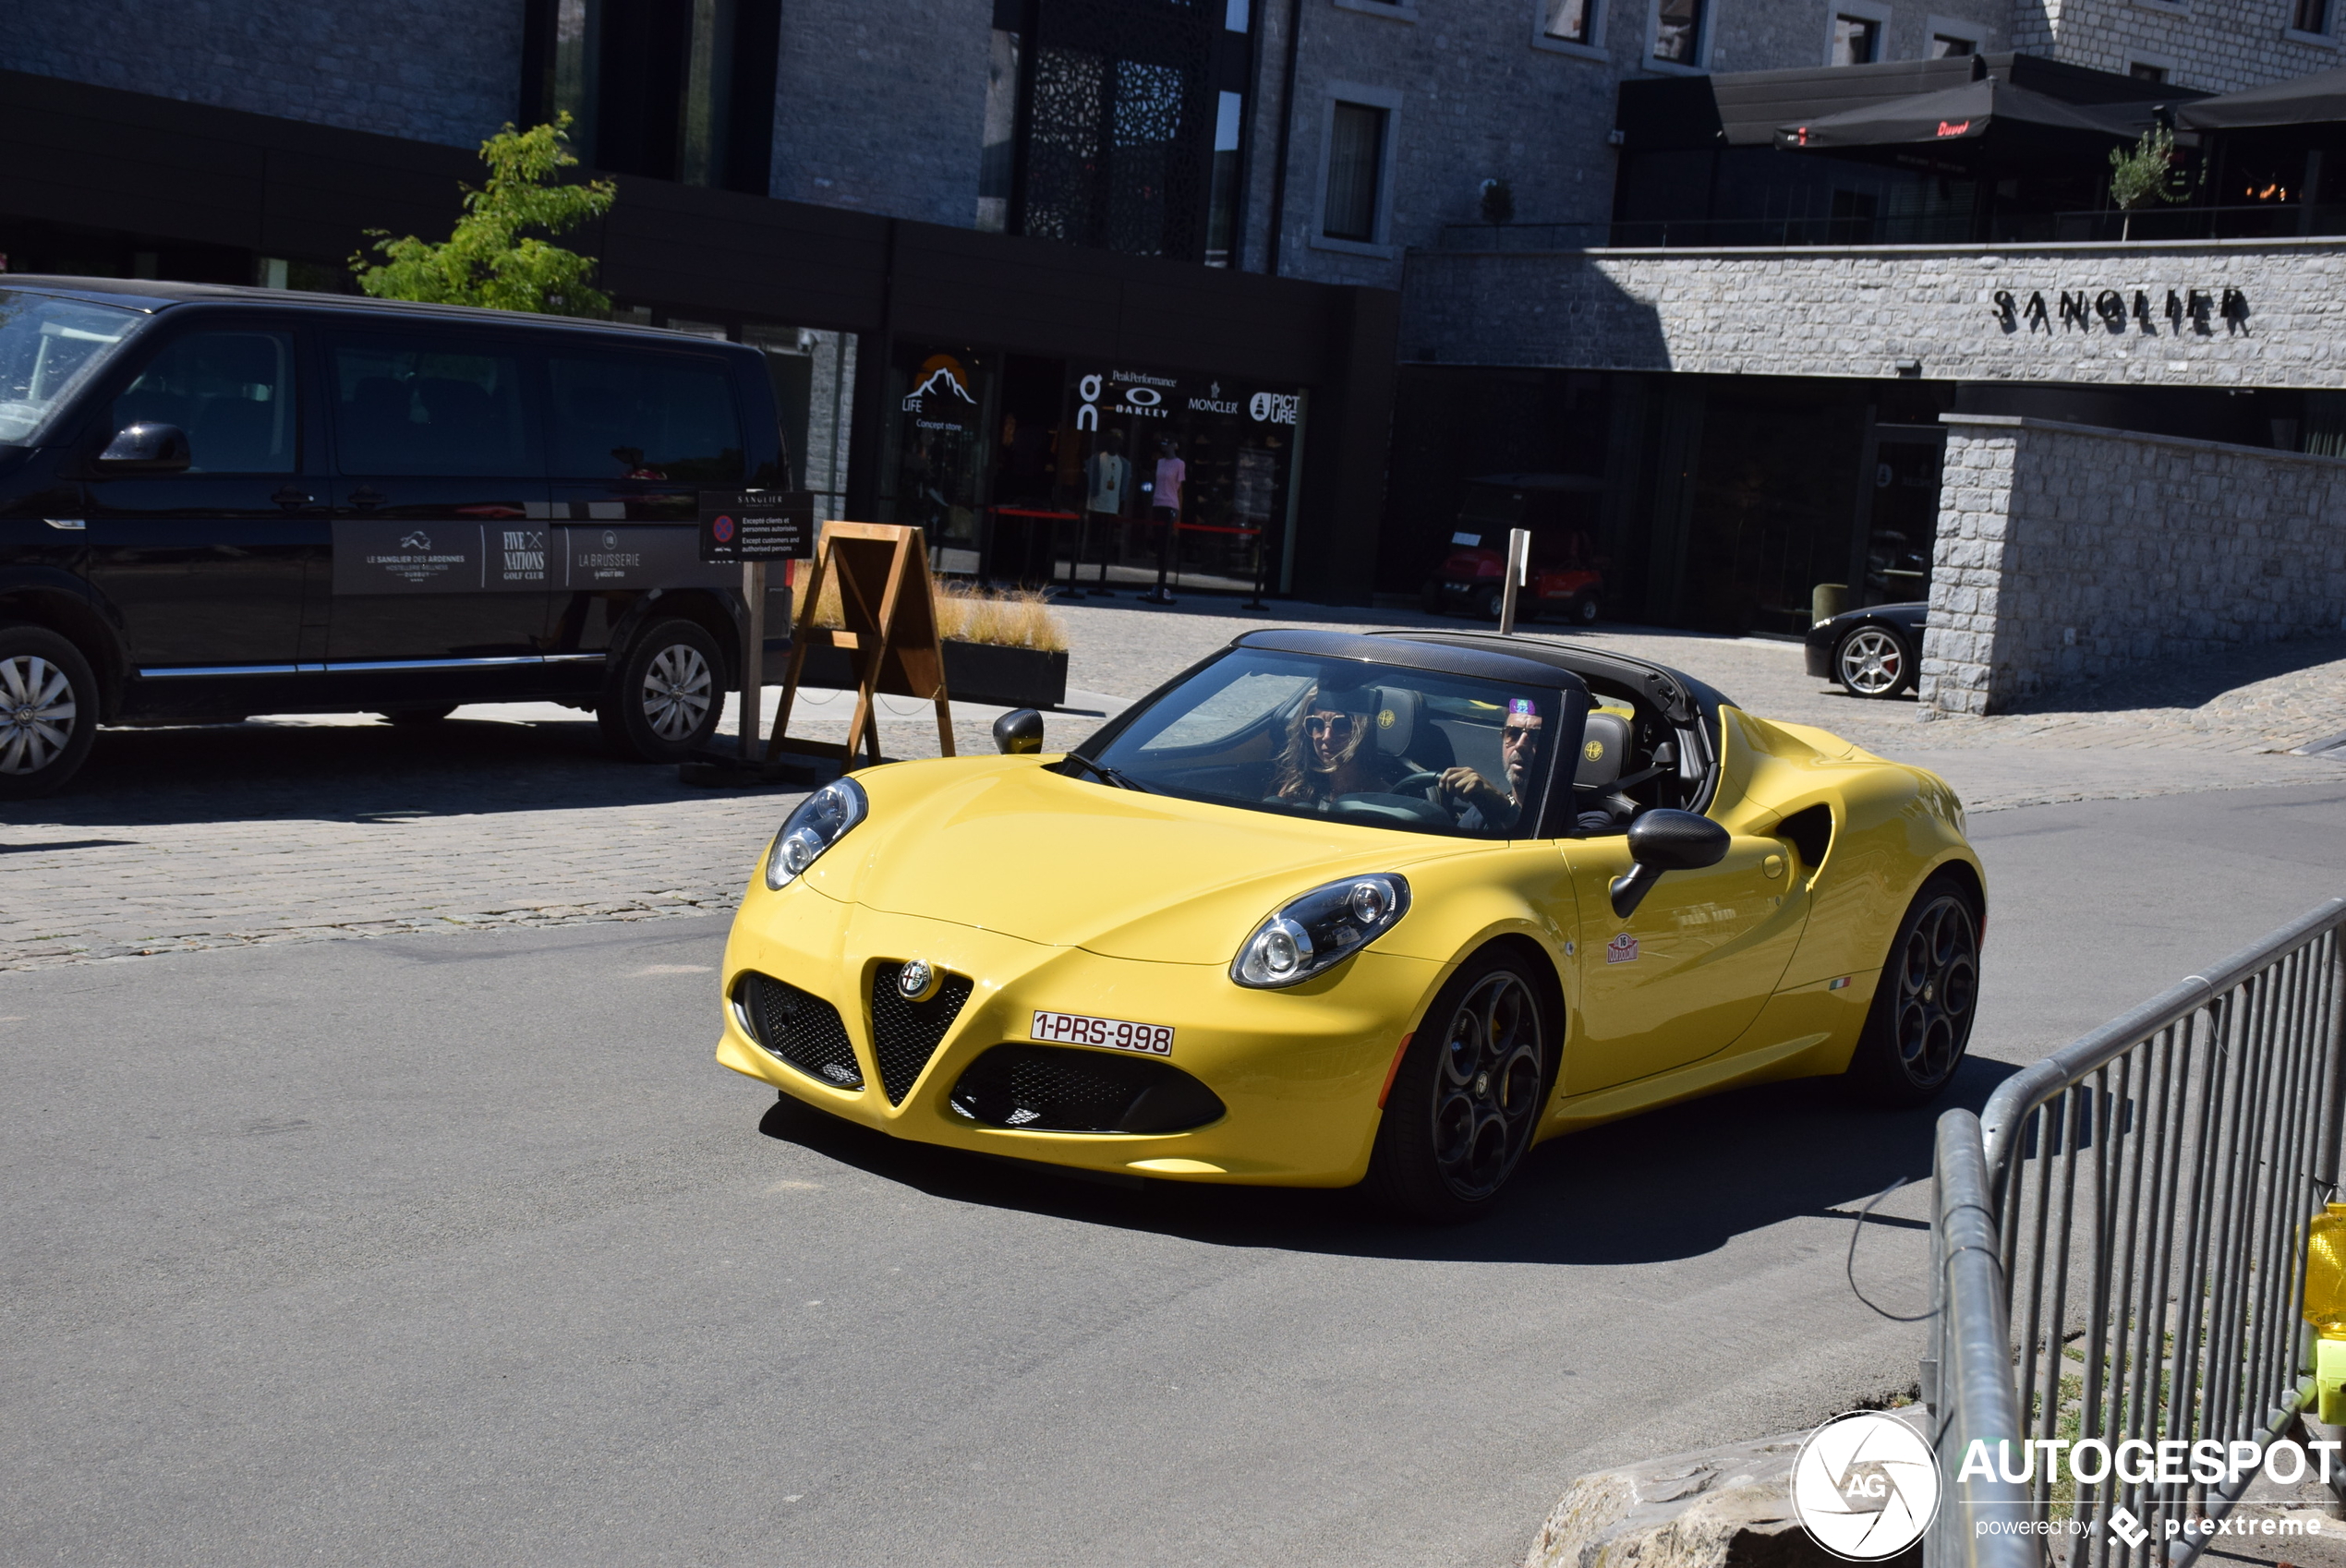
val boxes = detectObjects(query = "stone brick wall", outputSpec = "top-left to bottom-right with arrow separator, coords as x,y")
2015,0 -> 2345,95
1919,414 -> 2346,714
1403,238 -> 2346,388
0,0 -> 521,148
766,0 -> 992,225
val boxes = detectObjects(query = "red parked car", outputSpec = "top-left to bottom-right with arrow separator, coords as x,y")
1420,474 -> 1605,623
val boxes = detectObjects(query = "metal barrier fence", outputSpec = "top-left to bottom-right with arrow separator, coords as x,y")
1929,899 -> 2346,1568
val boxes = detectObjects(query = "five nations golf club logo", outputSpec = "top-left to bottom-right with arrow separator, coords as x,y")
1792,1413 -> 1941,1560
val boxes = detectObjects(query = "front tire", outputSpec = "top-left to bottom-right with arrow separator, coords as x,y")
1569,594 -> 1600,625
599,618 -> 724,763
1834,624 -> 1914,698
1475,586 -> 1505,621
0,626 -> 100,800
1367,951 -> 1553,1222
1845,878 -> 1981,1106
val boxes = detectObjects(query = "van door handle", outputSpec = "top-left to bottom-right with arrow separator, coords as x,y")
348,488 -> 387,509
272,487 -> 313,509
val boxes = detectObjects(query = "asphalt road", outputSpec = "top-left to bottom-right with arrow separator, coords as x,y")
6,775 -> 2345,1568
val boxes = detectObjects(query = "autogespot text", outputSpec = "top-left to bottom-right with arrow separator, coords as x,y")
1958,1435 -> 2346,1489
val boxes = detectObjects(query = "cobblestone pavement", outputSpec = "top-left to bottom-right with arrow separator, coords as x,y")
4,597 -> 2340,971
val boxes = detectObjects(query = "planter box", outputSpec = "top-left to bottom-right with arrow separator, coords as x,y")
794,639 -> 1069,710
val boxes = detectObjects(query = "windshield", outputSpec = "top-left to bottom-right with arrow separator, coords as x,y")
0,292 -> 144,444
1082,648 -> 1568,838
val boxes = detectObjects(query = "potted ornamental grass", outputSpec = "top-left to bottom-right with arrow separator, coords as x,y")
799,577 -> 1071,710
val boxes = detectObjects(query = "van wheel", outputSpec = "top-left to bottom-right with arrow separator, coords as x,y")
0,626 -> 100,800
599,618 -> 724,763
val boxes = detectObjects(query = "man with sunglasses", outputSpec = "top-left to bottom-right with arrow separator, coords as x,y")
1438,701 -> 1542,833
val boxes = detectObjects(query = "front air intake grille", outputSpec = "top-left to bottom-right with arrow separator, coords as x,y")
739,972 -> 862,1090
949,1045 -> 1227,1135
869,962 -> 973,1104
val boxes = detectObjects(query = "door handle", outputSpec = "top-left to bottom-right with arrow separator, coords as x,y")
272,487 -> 314,509
348,488 -> 387,509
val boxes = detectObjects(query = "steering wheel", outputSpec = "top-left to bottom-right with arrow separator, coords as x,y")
1388,769 -> 1443,795
1332,791 -> 1451,826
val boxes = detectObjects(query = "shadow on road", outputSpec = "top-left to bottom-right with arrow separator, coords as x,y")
755,1051 -> 2022,1267
3,713 -> 795,830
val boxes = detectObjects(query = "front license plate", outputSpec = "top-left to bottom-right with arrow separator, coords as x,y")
1030,1009 -> 1175,1057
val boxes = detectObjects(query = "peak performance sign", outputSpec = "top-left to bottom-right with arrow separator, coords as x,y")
699,490 -> 816,563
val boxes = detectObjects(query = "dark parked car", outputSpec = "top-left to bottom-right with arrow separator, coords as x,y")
1806,600 -> 1927,699
0,279 -> 791,796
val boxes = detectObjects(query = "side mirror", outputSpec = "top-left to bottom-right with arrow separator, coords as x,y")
1609,808 -> 1730,919
97,422 -> 192,473
993,708 -> 1045,755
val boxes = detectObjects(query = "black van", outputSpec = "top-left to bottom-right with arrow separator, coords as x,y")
0,279 -> 791,797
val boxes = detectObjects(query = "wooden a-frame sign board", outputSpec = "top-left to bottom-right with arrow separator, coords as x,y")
764,522 -> 952,771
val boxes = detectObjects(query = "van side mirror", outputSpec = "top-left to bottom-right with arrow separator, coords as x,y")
993,708 -> 1045,755
97,422 -> 192,474
1609,808 -> 1730,918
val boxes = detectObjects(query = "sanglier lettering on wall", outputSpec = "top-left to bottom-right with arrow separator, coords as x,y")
1992,286 -> 2251,336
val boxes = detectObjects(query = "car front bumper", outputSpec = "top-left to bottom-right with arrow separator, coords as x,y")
715,883 -> 1445,1186
1804,624 -> 1837,679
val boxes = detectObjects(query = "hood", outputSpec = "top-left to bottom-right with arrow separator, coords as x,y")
822,756 -> 1464,963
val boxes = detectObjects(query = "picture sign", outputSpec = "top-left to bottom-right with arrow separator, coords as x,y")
698,489 -> 815,563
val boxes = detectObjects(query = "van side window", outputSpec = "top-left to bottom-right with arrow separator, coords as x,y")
332,339 -> 533,476
548,354 -> 743,481
111,332 -> 295,474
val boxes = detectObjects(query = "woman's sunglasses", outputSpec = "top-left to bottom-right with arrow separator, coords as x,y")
1305,713 -> 1359,739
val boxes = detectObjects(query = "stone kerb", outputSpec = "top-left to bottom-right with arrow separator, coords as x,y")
1919,415 -> 2346,715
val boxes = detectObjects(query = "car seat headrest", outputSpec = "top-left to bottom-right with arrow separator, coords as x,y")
1373,686 -> 1420,756
1576,710 -> 1630,790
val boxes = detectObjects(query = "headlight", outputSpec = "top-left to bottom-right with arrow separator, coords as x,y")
764,778 -> 868,890
1231,874 -> 1411,989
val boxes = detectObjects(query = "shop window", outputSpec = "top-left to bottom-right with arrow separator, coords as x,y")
332,339 -> 530,477
1830,14 -> 1880,64
524,0 -> 780,192
1543,0 -> 1594,44
1652,0 -> 1705,64
1323,103 -> 1388,242
547,354 -> 743,481
881,346 -> 995,563
116,332 -> 296,475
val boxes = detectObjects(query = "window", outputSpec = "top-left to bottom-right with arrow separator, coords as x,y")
548,354 -> 743,481
1653,0 -> 1705,63
2129,61 -> 2170,83
333,339 -> 529,476
1323,102 -> 1386,241
1930,32 -> 1976,55
1831,13 -> 1880,63
1205,90 -> 1245,266
1544,0 -> 1592,43
116,332 -> 295,475
2296,0 -> 2330,32
0,292 -> 138,444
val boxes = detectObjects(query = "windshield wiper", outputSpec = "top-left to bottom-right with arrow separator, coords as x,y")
1058,754 -> 1155,792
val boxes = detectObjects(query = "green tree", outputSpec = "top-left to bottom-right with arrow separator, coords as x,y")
2109,127 -> 2192,238
351,115 -> 616,315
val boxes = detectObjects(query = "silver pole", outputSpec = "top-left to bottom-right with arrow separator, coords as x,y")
1500,526 -> 1529,635
740,559 -> 766,761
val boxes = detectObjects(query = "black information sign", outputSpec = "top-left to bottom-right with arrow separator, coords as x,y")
699,489 -> 815,563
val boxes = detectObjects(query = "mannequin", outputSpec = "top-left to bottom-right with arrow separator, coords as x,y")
1140,436 -> 1183,605
1081,430 -> 1129,597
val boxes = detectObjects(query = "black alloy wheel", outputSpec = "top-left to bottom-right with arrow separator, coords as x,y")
1569,595 -> 1600,625
1476,586 -> 1506,621
0,625 -> 100,800
599,617 -> 725,763
1847,881 -> 1981,1106
1834,624 -> 1914,698
1368,951 -> 1551,1222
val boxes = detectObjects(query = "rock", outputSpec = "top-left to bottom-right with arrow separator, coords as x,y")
1522,1410 -> 1928,1568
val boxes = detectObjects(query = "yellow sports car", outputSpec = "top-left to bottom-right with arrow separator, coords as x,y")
716,629 -> 1985,1220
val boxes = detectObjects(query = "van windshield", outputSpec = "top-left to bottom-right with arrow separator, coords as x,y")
0,292 -> 144,444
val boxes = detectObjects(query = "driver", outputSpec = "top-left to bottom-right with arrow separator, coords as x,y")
1436,700 -> 1542,832
1269,681 -> 1414,808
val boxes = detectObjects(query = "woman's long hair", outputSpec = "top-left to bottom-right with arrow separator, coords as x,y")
1269,683 -> 1370,803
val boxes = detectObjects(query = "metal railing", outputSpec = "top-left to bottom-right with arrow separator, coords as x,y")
1431,204 -> 2346,253
1929,898 -> 2346,1568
